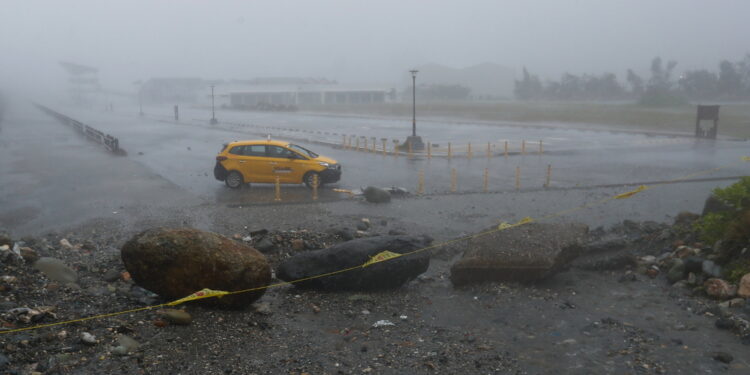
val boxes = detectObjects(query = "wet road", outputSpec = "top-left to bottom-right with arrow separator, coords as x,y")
2,101 -> 749,236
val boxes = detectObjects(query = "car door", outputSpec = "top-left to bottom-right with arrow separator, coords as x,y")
224,145 -> 254,182
241,144 -> 271,182
266,145 -> 301,183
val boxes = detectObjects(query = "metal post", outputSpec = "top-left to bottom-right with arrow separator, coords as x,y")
515,167 -> 521,190
427,142 -> 432,159
483,168 -> 489,192
539,140 -> 543,155
210,85 -> 218,125
545,164 -> 551,188
450,168 -> 457,192
486,142 -> 491,158
410,70 -> 418,137
274,176 -> 282,201
417,169 -> 425,195
312,174 -> 319,200
408,140 -> 413,159
382,138 -> 387,156
448,142 -> 452,160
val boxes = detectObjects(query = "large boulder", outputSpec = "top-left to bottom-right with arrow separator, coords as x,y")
121,228 -> 271,308
363,186 -> 391,203
451,223 -> 588,286
702,194 -> 733,216
738,273 -> 750,298
276,235 -> 430,290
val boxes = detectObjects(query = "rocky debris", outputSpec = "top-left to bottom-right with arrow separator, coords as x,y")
59,238 -> 73,250
372,320 -> 395,328
738,274 -> 750,298
704,278 -> 737,300
158,309 -> 192,325
277,235 -> 431,291
451,223 -> 589,285
674,211 -> 700,227
19,247 -> 39,263
80,332 -> 97,346
712,351 -> 734,364
328,227 -> 355,241
363,186 -> 391,203
112,335 -> 139,356
701,260 -> 722,278
33,257 -> 77,284
102,269 -> 121,282
121,228 -> 271,308
0,233 -> 12,247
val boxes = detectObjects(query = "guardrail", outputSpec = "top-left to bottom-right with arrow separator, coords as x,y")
34,103 -> 123,155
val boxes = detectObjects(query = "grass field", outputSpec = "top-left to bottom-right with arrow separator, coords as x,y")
304,101 -> 750,139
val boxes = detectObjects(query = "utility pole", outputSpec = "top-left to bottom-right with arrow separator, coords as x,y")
403,69 -> 424,150
210,84 -> 218,125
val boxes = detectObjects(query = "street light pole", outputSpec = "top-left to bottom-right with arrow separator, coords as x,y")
410,70 -> 418,137
210,85 -> 218,125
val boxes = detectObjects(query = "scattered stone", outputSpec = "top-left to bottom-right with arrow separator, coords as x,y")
673,246 -> 698,259
712,351 -> 733,364
702,260 -> 722,278
102,269 -> 121,282
704,278 -> 737,300
59,239 -> 73,250
33,258 -> 77,284
667,261 -> 686,284
291,239 -> 305,251
121,228 -> 271,308
738,273 -> 750,298
19,247 -> 39,263
328,228 -> 355,241
618,272 -> 638,283
117,335 -> 139,352
277,235 -> 431,291
372,320 -> 395,328
80,332 -> 97,346
674,211 -> 700,226
254,237 -> 276,253
683,256 -> 704,273
639,255 -> 657,265
356,221 -> 369,231
363,186 -> 391,203
159,309 -> 192,325
0,233 -> 11,247
311,304 -> 321,314
253,302 -> 272,315
451,223 -> 588,285
715,317 -> 736,330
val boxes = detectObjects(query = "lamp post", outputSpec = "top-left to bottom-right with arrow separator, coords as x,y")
404,69 -> 424,150
209,85 -> 218,125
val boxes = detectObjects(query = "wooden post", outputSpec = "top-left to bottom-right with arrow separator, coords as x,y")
539,140 -> 543,155
274,176 -> 282,201
545,164 -> 551,188
450,168 -> 457,192
515,166 -> 520,190
483,168 -> 489,192
448,142 -> 452,160
312,174 -> 319,200
393,140 -> 400,157
504,141 -> 508,158
417,169 -> 425,195
486,142 -> 491,158
467,142 -> 472,159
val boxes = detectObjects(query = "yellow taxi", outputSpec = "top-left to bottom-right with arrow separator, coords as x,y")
214,139 -> 342,189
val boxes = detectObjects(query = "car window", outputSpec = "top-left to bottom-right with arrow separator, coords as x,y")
244,145 -> 266,157
267,145 -> 296,158
228,145 -> 245,155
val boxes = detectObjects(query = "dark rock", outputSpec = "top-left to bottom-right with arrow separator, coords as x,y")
0,234 -> 11,247
712,351 -> 733,364
582,237 -> 627,254
715,317 -> 735,330
19,247 -> 38,263
356,222 -> 369,231
683,256 -> 704,273
254,237 -> 276,254
388,229 -> 407,236
328,228 -> 354,241
103,269 -> 121,282
450,223 -> 589,285
702,195 -> 734,216
121,228 -> 271,308
277,235 -> 430,291
363,186 -> 391,203
0,353 -> 7,370
701,260 -> 722,278
667,261 -> 686,283
573,252 -> 637,271
674,211 -> 700,226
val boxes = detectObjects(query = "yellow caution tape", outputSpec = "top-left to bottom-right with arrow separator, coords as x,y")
614,185 -> 648,199
516,217 -> 534,226
362,250 -> 402,267
497,222 -> 512,230
742,156 -> 750,161
166,288 -> 229,306
497,217 -> 534,231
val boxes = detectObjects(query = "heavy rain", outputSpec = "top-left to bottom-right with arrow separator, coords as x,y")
1,1 -> 750,373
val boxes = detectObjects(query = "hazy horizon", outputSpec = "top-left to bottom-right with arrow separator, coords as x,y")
2,0 -> 749,94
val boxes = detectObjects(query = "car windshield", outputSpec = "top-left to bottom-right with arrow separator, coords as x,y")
288,144 -> 318,158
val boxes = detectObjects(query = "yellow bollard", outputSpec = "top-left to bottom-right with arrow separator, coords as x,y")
467,142 -> 472,159
450,168 -> 457,192
371,137 -> 377,153
417,169 -> 425,195
312,174 -> 319,200
486,142 -> 491,158
504,140 -> 508,158
274,176 -> 282,201
355,136 -> 360,151
342,134 -> 346,148
448,142 -> 452,160
381,138 -> 387,156
483,168 -> 489,192
521,140 -> 526,155
545,164 -> 551,188
363,137 -> 368,152
393,140 -> 400,157
515,166 -> 520,190
408,141 -> 414,159
427,142 -> 432,159
539,140 -> 543,155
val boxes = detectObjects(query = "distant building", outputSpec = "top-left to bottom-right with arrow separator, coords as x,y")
139,78 -> 205,104
229,86 -> 390,108
409,62 -> 516,100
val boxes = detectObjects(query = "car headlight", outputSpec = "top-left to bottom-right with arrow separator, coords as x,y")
318,162 -> 330,168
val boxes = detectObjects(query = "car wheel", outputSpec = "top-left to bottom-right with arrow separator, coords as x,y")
303,171 -> 320,189
225,171 -> 244,189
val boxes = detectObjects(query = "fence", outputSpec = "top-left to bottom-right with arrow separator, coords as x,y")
34,103 -> 122,154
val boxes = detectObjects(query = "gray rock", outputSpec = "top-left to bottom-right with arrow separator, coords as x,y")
102,269 -> 121,282
364,186 -> 391,203
254,237 -> 276,253
356,222 -> 369,231
34,257 -> 77,284
277,235 -> 431,291
160,309 -> 192,325
81,332 -> 97,346
451,223 -> 589,285
667,261 -> 686,283
0,353 -> 7,370
683,256 -> 704,274
702,260 -> 722,278
712,351 -> 733,364
328,227 -> 355,241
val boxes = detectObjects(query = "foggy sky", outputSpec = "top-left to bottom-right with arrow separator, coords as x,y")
2,0 -> 749,92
